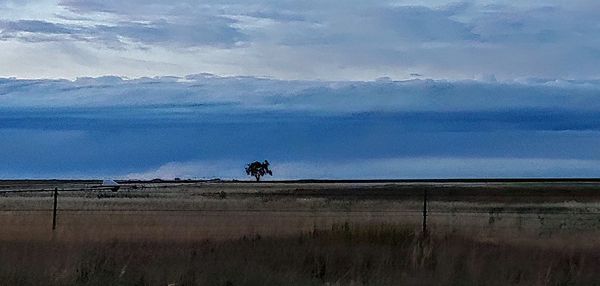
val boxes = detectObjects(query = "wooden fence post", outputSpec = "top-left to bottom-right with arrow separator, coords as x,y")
52,188 -> 58,231
422,188 -> 428,236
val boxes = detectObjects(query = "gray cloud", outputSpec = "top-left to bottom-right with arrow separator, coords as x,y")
1,1 -> 247,48
2,75 -> 600,114
95,18 -> 246,47
0,20 -> 80,42
2,75 -> 600,179
1,20 -> 72,34
3,1 -> 600,179
0,20 -> 245,48
1,1 -> 600,80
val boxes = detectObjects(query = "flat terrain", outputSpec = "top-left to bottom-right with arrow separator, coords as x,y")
2,180 -> 600,285
3,180 -> 600,241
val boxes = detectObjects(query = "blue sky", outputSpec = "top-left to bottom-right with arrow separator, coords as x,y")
0,1 -> 599,179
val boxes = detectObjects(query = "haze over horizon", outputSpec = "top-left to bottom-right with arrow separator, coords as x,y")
1,0 -> 600,179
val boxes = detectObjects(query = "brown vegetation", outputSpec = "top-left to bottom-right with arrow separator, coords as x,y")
1,181 -> 600,285
1,223 -> 599,285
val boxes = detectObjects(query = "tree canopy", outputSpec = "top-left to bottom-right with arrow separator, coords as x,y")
245,160 -> 273,181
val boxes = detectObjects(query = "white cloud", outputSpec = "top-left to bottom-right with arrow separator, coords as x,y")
125,160 -> 243,180
0,1 -> 599,80
125,157 -> 600,180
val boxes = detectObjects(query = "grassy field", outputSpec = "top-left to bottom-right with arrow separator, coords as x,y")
2,180 -> 600,285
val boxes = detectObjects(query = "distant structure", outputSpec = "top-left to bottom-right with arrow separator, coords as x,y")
245,160 -> 273,182
102,179 -> 120,192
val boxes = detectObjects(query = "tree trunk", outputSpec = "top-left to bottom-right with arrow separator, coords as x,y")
255,175 -> 260,182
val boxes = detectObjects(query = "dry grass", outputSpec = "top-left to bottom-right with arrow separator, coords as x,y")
1,223 -> 599,286
2,181 -> 600,285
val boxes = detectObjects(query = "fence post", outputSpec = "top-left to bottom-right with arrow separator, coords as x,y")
52,188 -> 58,231
422,188 -> 428,236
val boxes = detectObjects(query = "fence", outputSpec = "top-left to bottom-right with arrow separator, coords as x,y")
2,183 -> 600,236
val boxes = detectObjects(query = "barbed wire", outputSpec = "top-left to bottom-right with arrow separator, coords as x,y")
1,208 -> 600,216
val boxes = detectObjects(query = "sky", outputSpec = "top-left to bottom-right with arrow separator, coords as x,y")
1,0 -> 599,179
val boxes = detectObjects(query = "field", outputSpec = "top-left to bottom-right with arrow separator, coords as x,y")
2,180 -> 600,285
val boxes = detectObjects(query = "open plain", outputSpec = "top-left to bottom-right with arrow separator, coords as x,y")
2,180 -> 600,285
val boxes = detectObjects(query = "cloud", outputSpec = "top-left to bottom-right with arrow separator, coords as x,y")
125,160 -> 243,180
0,1 -> 599,79
2,1 -> 600,179
0,18 -> 246,48
2,75 -> 600,114
0,20 -> 79,42
125,157 -> 600,180
0,75 -> 600,178
96,19 -> 246,47
1,20 -> 72,34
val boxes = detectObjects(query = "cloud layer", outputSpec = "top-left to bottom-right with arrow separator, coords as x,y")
2,75 -> 600,113
1,1 -> 599,79
1,1 -> 599,178
1,75 -> 600,179
128,158 -> 600,180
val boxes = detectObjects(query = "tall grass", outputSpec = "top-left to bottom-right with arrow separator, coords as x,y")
1,223 -> 599,286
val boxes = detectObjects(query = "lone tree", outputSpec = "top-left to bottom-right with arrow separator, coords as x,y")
245,160 -> 273,181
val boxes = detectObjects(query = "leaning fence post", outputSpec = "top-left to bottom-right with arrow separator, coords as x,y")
422,188 -> 428,236
52,188 -> 58,231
